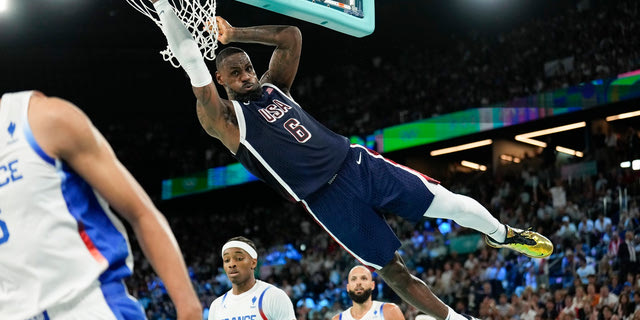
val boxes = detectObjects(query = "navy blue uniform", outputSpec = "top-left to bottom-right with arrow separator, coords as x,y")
233,83 -> 350,201
232,84 -> 438,269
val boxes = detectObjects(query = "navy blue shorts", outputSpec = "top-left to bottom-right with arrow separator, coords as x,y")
301,144 -> 438,269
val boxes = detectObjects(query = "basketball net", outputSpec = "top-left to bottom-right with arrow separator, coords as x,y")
126,0 -> 218,68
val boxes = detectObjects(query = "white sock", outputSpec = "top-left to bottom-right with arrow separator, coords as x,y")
423,183 -> 505,242
488,224 -> 507,243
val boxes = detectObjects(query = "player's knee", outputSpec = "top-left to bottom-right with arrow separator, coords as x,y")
379,253 -> 411,288
453,193 -> 476,215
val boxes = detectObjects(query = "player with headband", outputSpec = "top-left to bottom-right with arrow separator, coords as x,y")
146,1 -> 553,319
208,237 -> 296,320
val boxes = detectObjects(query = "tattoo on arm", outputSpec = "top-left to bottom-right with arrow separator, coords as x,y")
199,86 -> 212,105
222,103 -> 238,127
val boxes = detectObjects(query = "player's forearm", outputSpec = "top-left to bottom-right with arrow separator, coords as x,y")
132,212 -> 202,318
154,0 -> 212,87
229,25 -> 301,49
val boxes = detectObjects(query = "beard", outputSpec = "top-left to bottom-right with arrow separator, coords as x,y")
348,288 -> 373,304
231,85 -> 263,102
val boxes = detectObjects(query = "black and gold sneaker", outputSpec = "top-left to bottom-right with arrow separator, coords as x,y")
485,225 -> 553,258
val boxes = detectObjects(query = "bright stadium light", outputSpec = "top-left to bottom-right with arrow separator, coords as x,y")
461,160 -> 487,171
518,122 -> 586,138
606,110 -> 640,122
0,0 -> 9,13
500,154 -> 522,163
430,139 -> 493,156
555,146 -> 584,158
515,121 -> 586,148
515,136 -> 547,148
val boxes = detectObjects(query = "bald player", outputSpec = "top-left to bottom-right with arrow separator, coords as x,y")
208,236 -> 296,320
333,266 -> 405,320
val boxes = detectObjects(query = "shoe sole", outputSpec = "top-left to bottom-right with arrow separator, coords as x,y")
484,235 -> 553,258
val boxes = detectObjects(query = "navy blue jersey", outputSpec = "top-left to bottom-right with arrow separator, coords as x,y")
232,83 -> 350,201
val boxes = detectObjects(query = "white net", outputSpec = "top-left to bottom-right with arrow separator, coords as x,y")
126,0 -> 218,68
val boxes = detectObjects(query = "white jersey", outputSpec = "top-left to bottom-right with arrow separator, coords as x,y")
208,280 -> 296,320
339,301 -> 390,320
0,91 -> 134,320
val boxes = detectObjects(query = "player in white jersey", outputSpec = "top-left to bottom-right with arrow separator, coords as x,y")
0,91 -> 202,320
332,266 -> 405,320
208,237 -> 296,320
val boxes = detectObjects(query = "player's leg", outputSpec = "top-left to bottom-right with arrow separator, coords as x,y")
420,181 -> 553,258
299,155 -> 465,320
377,252 -> 478,320
352,144 -> 553,258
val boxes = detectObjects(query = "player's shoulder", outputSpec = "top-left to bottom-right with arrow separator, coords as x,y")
380,301 -> 404,320
261,281 -> 288,295
29,92 -> 87,126
259,281 -> 292,303
381,301 -> 400,309
28,91 -> 95,157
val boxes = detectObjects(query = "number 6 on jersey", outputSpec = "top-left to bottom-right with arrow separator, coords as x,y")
284,118 -> 311,143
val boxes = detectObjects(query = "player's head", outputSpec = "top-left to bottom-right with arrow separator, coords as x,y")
215,46 -> 262,102
221,236 -> 258,286
346,265 -> 375,304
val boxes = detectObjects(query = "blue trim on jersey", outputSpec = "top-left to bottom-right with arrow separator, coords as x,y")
59,162 -> 132,283
43,311 -> 50,320
22,110 -> 55,166
258,286 -> 272,320
221,292 -> 229,304
379,303 -> 385,320
339,313 -> 343,320
101,282 -> 146,320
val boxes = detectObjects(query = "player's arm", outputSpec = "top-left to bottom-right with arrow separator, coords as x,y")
29,95 -> 202,320
383,303 -> 406,320
151,0 -> 230,139
216,16 -> 302,96
331,314 -> 340,320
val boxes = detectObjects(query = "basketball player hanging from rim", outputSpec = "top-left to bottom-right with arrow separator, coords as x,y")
144,1 -> 554,319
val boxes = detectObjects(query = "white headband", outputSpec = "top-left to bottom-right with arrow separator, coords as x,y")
221,241 -> 258,259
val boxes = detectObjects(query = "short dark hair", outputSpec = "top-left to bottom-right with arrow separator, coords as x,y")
215,46 -> 247,70
225,236 -> 257,252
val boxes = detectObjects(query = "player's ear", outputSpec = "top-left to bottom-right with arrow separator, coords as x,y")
215,71 -> 224,85
251,258 -> 257,270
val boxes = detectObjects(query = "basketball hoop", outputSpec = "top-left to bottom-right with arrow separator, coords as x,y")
126,0 -> 218,68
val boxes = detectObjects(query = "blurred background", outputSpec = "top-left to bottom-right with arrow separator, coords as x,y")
1,0 -> 639,319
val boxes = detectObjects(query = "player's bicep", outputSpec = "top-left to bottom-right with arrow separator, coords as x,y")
260,26 -> 302,93
196,101 -> 219,138
193,83 -> 231,137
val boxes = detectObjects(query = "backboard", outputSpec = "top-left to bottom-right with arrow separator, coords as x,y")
234,0 -> 375,37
